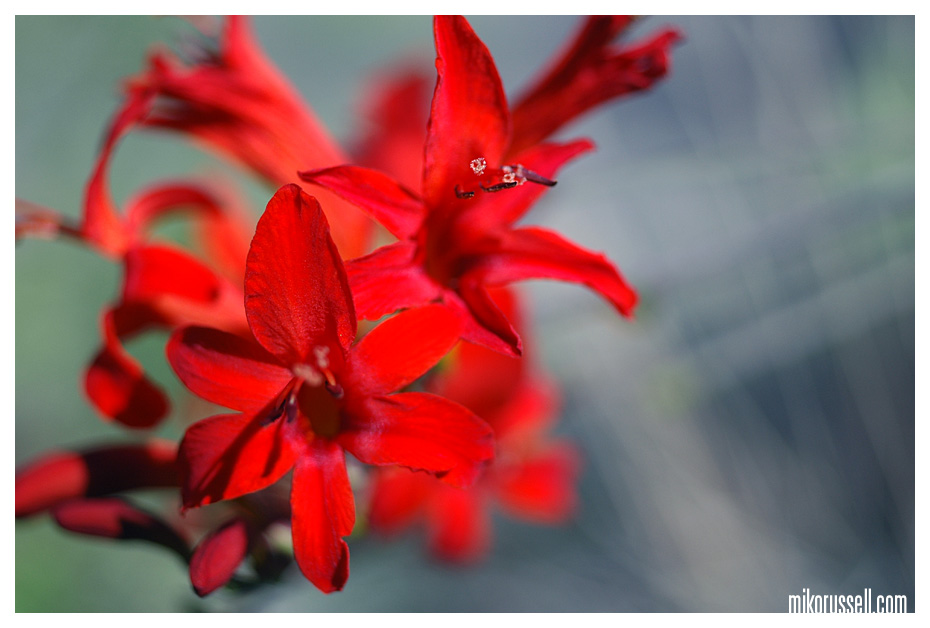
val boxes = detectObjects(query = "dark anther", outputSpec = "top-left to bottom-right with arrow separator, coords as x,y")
455,185 -> 475,199
523,169 -> 557,187
325,381 -> 345,400
261,400 -> 286,426
480,181 -> 519,193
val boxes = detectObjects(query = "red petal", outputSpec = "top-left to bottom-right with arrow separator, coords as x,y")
472,226 -> 638,317
354,70 -> 431,193
423,16 -> 511,209
493,442 -> 580,524
430,289 -> 526,417
299,166 -> 426,240
167,326 -> 292,415
123,182 -> 223,238
122,244 -> 222,306
126,17 -> 372,259
426,486 -> 491,563
366,468 -> 431,536
509,17 -> 682,156
85,308 -> 169,428
339,392 -> 494,488
346,241 -> 442,321
52,497 -> 189,559
189,518 -> 251,597
120,245 -> 247,334
179,413 -> 298,509
290,439 -> 354,594
454,278 -> 522,357
15,441 -> 178,518
81,89 -> 153,256
348,304 -> 461,395
245,184 -> 356,366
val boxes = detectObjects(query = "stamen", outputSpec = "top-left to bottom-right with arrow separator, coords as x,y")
314,346 -> 330,370
470,157 -> 487,176
292,363 -> 323,386
455,185 -> 475,199
480,181 -> 519,193
522,168 -> 557,187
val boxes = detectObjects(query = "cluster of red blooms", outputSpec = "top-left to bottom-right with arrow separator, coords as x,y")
16,16 -> 679,596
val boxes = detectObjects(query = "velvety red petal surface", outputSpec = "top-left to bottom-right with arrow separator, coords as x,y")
290,439 -> 354,594
15,441 -> 178,518
85,309 -> 169,428
474,226 -> 638,317
423,16 -> 511,210
494,443 -> 581,524
179,413 -> 297,509
52,497 -> 189,560
339,392 -> 493,488
426,486 -> 491,563
190,518 -> 251,597
366,469 -> 432,536
167,326 -> 292,415
299,166 -> 426,240
348,304 -> 461,395
245,184 -> 356,366
346,241 -> 442,321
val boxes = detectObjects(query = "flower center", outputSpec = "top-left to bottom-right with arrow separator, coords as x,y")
454,157 -> 557,199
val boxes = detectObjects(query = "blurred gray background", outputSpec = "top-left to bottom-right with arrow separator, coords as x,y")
15,16 -> 914,611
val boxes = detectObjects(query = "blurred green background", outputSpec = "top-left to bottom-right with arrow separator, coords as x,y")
15,16 -> 914,611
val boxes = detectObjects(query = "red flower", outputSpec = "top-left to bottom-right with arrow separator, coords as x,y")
368,288 -> 579,561
123,16 -> 372,259
16,85 -> 251,428
167,183 -> 494,592
301,16 -> 639,357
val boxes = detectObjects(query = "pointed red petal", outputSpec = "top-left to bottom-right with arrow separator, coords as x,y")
454,278 -> 522,357
473,226 -> 638,317
52,497 -> 189,560
346,241 -> 442,321
299,166 -> 426,240
509,17 -> 682,155
423,16 -> 511,209
339,392 -> 494,488
179,413 -> 298,509
167,326 -> 292,414
430,290 -> 526,417
290,439 -> 354,594
366,469 -> 431,536
85,308 -> 169,428
494,443 -> 581,524
15,441 -> 178,518
426,486 -> 491,563
189,518 -> 251,597
348,304 -> 461,395
245,184 -> 356,366
81,88 -> 153,256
